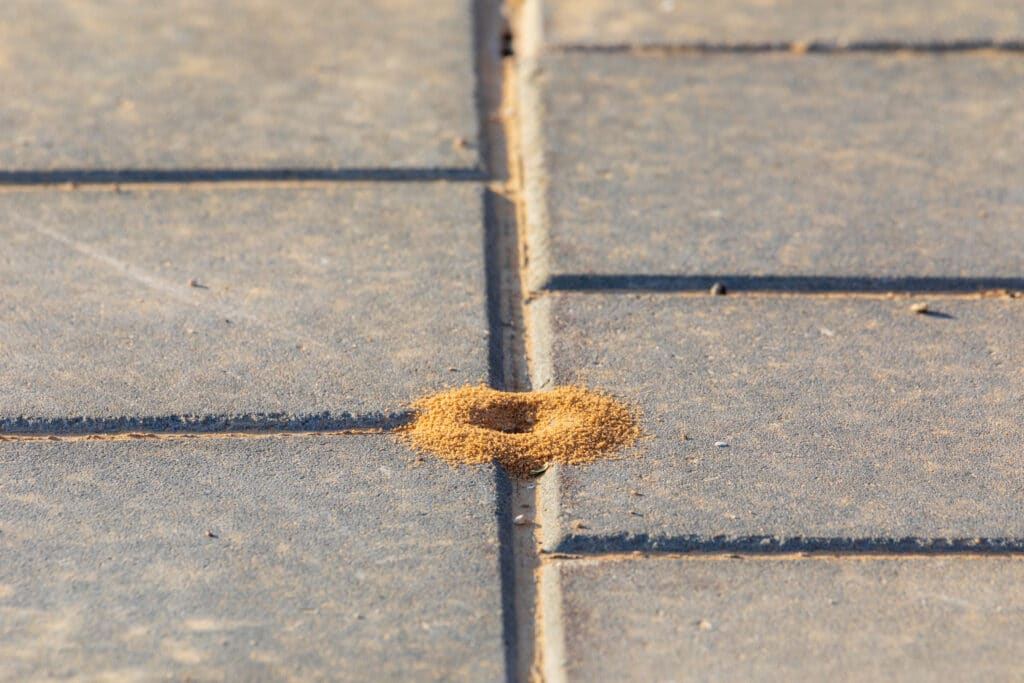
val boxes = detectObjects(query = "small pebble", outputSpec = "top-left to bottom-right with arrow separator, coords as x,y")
188,278 -> 207,289
512,514 -> 529,525
709,282 -> 728,296
204,530 -> 217,538
715,441 -> 729,448
910,302 -> 930,314
698,619 -> 712,631
629,489 -> 643,496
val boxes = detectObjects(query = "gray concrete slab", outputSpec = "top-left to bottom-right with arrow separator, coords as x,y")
543,0 -> 1024,47
550,557 -> 1024,682
541,295 -> 1024,552
0,0 -> 478,172
0,185 -> 488,430
533,54 -> 1024,289
0,436 -> 505,681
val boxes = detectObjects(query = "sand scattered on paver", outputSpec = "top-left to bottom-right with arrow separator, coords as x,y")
400,385 -> 640,478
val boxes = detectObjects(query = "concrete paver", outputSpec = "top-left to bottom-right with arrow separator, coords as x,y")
0,0 -> 478,172
0,185 -> 488,429
543,0 -> 1024,47
542,295 -> 1024,552
533,53 -> 1024,289
550,557 -> 1024,682
0,436 -> 505,681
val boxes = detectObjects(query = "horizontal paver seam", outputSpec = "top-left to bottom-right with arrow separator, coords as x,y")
0,412 -> 415,436
0,429 -> 396,443
549,536 -> 1024,555
535,275 -> 1024,295
529,293 -> 1023,305
552,41 -> 1024,54
543,552 -> 1024,562
0,167 -> 487,187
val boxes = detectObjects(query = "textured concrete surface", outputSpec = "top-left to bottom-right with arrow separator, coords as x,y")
544,0 -> 1024,47
551,557 -> 1024,682
542,295 -> 1024,552
534,54 -> 1024,288
0,185 -> 488,429
0,437 -> 504,682
0,0 -> 478,172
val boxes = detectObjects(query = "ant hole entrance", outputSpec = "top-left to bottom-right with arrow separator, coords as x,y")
467,400 -> 540,434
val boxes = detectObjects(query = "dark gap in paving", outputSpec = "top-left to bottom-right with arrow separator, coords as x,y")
0,411 -> 414,436
483,188 -> 508,390
556,39 -> 1024,54
492,465 -> 518,683
474,0 -> 533,679
543,274 -> 1024,294
473,0 -> 520,679
0,167 -> 487,186
555,534 -> 1024,555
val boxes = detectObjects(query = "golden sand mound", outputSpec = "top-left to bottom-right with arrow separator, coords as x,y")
400,385 -> 640,478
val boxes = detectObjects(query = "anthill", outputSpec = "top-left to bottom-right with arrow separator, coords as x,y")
400,385 -> 640,477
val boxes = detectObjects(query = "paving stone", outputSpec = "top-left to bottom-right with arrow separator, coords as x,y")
543,0 -> 1024,47
550,557 -> 1024,682
542,295 -> 1024,552
0,0 -> 478,172
0,185 -> 487,429
0,436 -> 505,681
533,54 -> 1024,289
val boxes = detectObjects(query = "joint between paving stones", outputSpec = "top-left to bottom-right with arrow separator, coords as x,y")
549,534 -> 1024,556
0,167 -> 488,188
0,412 -> 413,437
553,40 -> 1024,56
476,0 -> 563,680
536,275 -> 1024,296
540,551 -> 1024,564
